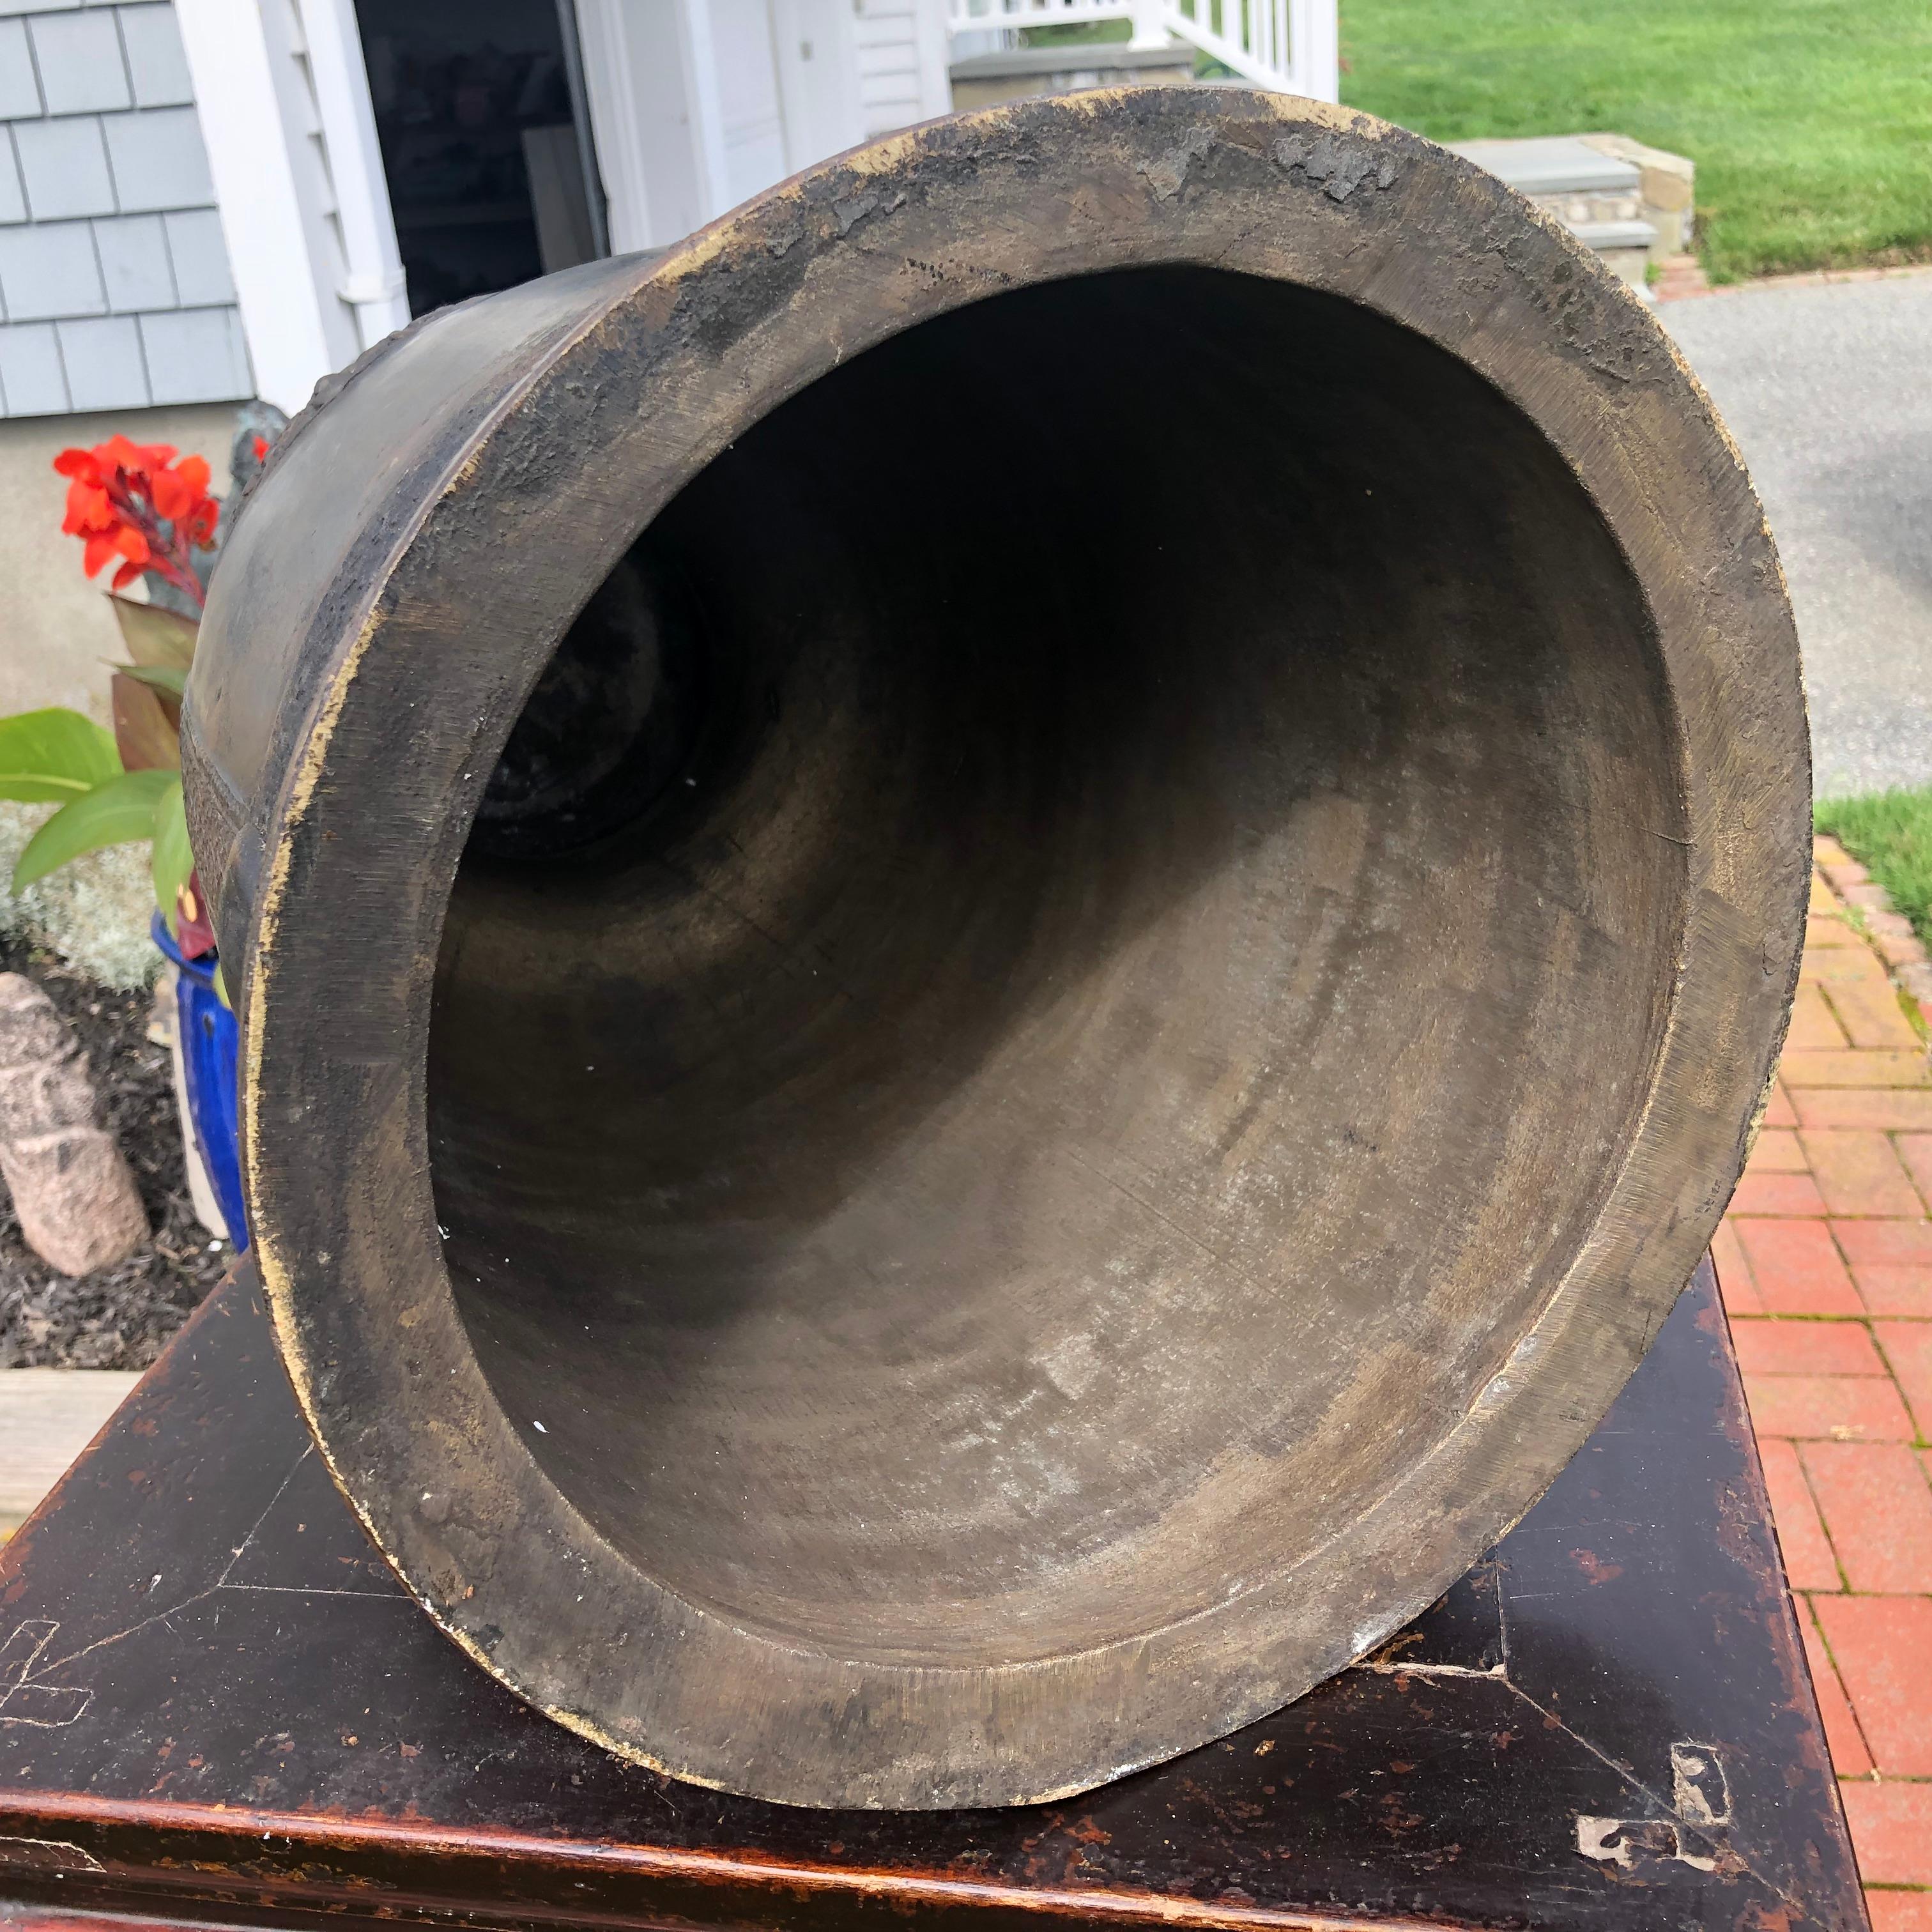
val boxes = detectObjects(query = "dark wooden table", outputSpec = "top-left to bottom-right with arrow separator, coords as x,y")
0,1257 -> 1866,1932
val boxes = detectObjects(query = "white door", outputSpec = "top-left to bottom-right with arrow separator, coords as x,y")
574,0 -> 730,249
575,0 -> 877,253
854,0 -> 952,138
771,0 -> 868,171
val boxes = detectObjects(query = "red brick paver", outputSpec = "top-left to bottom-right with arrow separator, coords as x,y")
1745,1127 -> 1811,1173
1878,1321 -> 1932,1430
1798,1443 -> 1932,1589
1901,1135 -> 1932,1205
1731,1216 -> 1863,1314
1837,1220 -> 1932,1317
1731,1170 -> 1831,1217
1804,1131 -> 1926,1217
1825,978 -> 1922,1053
1747,1376 -> 1917,1443
1869,1892 -> 1932,1932
1794,1088 -> 1932,1131
1840,1780 -> 1932,1885
1733,1321 -> 1886,1377
1811,1595 -> 1932,1775
1798,1602 -> 1874,1775
1758,1438 -> 1841,1587
1790,981 -> 1854,1050
1718,844 -> 1932,1921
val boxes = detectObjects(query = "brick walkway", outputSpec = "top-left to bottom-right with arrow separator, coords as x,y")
1717,838 -> 1932,1928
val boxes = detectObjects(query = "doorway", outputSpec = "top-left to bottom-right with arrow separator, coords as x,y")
354,0 -> 607,315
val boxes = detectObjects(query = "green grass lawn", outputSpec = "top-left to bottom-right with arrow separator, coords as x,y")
1338,0 -> 1932,280
1817,789 -> 1932,947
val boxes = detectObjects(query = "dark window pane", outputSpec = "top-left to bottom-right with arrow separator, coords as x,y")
356,0 -> 600,315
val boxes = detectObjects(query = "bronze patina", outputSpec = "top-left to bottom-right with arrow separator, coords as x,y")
183,89 -> 1809,1811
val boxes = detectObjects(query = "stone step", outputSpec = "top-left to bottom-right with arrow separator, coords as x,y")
1449,135 -> 1643,199
948,42 -> 1196,109
1448,133 -> 1696,292
0,1368 -> 142,1535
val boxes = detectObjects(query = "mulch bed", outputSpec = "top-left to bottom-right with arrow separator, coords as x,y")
0,933 -> 229,1368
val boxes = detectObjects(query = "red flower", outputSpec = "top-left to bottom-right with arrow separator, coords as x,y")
175,870 -> 217,960
52,436 -> 219,607
149,453 -> 210,521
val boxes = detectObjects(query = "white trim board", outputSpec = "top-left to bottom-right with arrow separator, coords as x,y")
295,0 -> 410,351
174,0 -> 407,413
173,0 -> 336,413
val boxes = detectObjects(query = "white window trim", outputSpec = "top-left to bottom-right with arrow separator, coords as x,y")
175,0 -> 409,414
295,0 -> 411,351
173,0 -> 335,413
575,0 -> 732,252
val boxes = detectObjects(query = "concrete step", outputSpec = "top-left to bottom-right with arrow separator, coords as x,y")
0,1368 -> 142,1535
1449,135 -> 1643,199
947,42 -> 1196,109
1448,133 -> 1696,293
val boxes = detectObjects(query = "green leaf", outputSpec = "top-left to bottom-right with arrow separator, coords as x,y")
0,708 -> 123,802
151,779 -> 193,930
107,593 -> 197,673
12,767 -> 175,894
111,663 -> 188,699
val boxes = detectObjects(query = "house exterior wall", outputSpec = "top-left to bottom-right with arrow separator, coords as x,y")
0,397 -> 233,714
577,0 -> 874,255
712,0 -> 789,206
0,0 -> 252,418
172,0 -> 406,415
852,0 -> 949,138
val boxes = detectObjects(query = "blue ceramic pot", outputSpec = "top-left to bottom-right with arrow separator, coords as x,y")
151,912 -> 247,1250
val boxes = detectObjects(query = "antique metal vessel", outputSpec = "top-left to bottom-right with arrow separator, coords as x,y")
183,88 -> 1809,1811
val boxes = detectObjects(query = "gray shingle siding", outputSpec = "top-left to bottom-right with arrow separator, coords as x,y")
0,221 -> 107,316
0,22 -> 42,118
95,210 -> 172,307
140,301 -> 246,399
15,115 -> 117,217
31,10 -> 130,112
162,205 -> 229,302
59,310 -> 146,408
0,321 -> 66,413
118,4 -> 192,105
0,135 -> 26,224
0,0 -> 250,418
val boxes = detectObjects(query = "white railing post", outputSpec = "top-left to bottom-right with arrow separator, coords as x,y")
1287,0 -> 1338,98
1130,0 -> 1170,49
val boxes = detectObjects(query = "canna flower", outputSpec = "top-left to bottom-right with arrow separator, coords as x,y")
54,437 -> 219,603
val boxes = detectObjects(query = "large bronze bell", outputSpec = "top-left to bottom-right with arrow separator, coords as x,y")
183,88 -> 1809,1811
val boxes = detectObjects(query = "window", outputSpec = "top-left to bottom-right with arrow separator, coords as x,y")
355,0 -> 604,314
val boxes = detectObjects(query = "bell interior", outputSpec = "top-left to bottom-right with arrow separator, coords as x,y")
427,264 -> 1683,1668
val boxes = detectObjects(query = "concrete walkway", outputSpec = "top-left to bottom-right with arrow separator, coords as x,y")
1718,838 -> 1932,1926
1662,271 -> 1932,799
0,1367 -> 140,1535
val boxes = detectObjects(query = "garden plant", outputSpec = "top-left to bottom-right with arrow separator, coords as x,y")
0,436 -> 224,972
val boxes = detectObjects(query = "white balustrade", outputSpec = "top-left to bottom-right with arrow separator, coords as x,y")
943,0 -> 1337,100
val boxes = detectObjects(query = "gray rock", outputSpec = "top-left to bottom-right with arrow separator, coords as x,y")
0,974 -> 147,1276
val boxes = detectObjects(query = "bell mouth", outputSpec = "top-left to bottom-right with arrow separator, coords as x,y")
199,89 -> 1807,1808
427,262 -> 1683,1667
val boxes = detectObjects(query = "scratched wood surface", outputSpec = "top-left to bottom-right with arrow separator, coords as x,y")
0,1256 -> 1864,1932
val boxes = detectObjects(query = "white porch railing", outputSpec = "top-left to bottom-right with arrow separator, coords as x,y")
944,0 -> 1337,101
